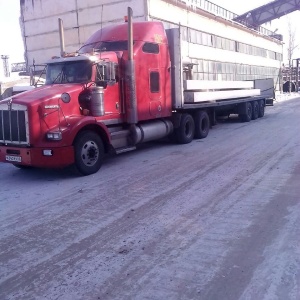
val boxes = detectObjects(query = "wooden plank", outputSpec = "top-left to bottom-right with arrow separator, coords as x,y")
184,89 -> 260,103
183,80 -> 254,91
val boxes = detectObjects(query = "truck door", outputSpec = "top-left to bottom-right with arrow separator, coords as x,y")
135,39 -> 171,121
143,42 -> 162,117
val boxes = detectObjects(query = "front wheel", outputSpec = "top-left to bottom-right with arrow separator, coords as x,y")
74,131 -> 104,175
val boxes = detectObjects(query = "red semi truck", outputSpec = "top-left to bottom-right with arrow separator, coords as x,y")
0,8 -> 274,175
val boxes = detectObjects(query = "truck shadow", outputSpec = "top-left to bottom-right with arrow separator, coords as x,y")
216,115 -> 241,124
8,139 -> 177,180
9,164 -> 81,180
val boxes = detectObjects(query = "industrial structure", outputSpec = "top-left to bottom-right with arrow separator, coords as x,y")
282,60 -> 300,92
233,0 -> 300,31
16,0 -> 300,92
19,0 -> 283,85
0,55 -> 10,78
11,62 -> 27,73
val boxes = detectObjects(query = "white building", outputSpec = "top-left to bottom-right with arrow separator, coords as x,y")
0,57 -> 4,80
20,0 -> 283,86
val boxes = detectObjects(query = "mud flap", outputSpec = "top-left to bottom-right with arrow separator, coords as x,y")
266,98 -> 274,106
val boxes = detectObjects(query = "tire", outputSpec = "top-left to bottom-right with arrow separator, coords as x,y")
252,101 -> 259,120
175,113 -> 195,144
240,102 -> 252,122
74,131 -> 104,175
194,110 -> 210,139
258,100 -> 265,118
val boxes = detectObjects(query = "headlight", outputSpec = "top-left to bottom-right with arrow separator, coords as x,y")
46,131 -> 62,140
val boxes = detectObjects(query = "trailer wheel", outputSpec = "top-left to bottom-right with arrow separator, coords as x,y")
175,113 -> 195,144
194,110 -> 210,139
258,100 -> 265,118
240,102 -> 252,122
252,101 -> 259,120
74,131 -> 104,175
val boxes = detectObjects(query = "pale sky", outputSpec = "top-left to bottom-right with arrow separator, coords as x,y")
0,1 -> 24,63
0,0 -> 299,64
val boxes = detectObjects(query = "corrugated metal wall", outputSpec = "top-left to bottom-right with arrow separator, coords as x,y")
20,0 -> 146,66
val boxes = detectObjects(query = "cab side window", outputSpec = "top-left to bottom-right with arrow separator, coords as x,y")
143,43 -> 159,54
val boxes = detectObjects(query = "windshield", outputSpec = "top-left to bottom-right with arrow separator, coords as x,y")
79,41 -> 129,54
45,60 -> 92,84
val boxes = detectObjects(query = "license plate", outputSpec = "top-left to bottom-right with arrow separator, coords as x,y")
6,155 -> 22,163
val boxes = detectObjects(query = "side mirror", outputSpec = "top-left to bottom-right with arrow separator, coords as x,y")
95,62 -> 117,87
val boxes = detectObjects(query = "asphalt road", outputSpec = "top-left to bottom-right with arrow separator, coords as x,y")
1,96 -> 300,300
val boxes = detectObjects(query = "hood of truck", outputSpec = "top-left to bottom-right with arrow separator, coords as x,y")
9,84 -> 85,105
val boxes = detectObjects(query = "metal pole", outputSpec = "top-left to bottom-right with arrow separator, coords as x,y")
128,7 -> 133,62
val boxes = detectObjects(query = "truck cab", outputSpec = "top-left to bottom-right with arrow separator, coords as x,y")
78,21 -> 172,121
0,19 -> 174,175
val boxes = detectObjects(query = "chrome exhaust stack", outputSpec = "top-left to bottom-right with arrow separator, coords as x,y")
58,18 -> 66,57
125,7 -> 138,125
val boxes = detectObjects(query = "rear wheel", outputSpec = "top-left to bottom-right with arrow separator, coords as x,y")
252,101 -> 259,120
175,113 -> 195,144
258,100 -> 265,118
194,110 -> 210,139
74,131 -> 104,175
240,102 -> 252,122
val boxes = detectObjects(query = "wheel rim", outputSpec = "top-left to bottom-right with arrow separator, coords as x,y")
81,140 -> 99,167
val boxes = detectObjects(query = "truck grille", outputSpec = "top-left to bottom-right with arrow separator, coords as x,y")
0,102 -> 29,145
